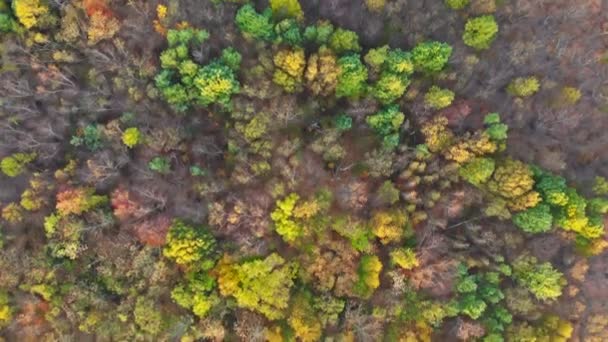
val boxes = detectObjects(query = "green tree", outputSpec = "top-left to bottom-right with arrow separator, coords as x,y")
274,18 -> 303,46
0,291 -> 11,328
371,72 -> 410,104
463,15 -> 499,50
508,76 -> 540,97
217,253 -> 297,320
424,86 -> 455,109
134,297 -> 163,336
445,0 -> 469,10
1,152 -> 36,177
391,247 -> 419,270
270,0 -> 304,21
336,54 -> 368,98
512,256 -> 565,301
194,62 -> 240,106
377,180 -> 400,205
512,203 -> 553,233
329,28 -> 361,55
459,157 -> 495,186
148,156 -> 171,174
163,219 -> 217,266
353,255 -> 383,299
235,4 -> 275,41
270,193 -> 304,243
412,41 -> 453,74
366,105 -> 405,150
70,124 -> 104,151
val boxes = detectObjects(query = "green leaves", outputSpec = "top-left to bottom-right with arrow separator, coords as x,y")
412,41 -> 452,74
235,4 -> 275,41
459,157 -> 496,186
366,105 -> 405,150
512,256 -> 565,301
163,219 -> 217,266
463,15 -> 499,50
336,54 -> 368,99
513,203 -> 553,233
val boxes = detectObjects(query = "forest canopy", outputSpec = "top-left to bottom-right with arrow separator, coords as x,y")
0,0 -> 607,341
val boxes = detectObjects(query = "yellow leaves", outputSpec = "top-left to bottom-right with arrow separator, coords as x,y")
274,48 -> 306,92
370,209 -> 409,244
154,4 -> 169,35
358,255 -> 382,292
444,133 -> 497,164
157,5 -> 168,19
13,0 -> 48,29
305,48 -> 338,96
508,191 -> 541,211
421,116 -> 453,153
293,200 -> 320,219
2,203 -> 23,223
487,159 -> 535,199
391,248 -> 419,270
55,187 -> 107,216
88,12 -> 120,45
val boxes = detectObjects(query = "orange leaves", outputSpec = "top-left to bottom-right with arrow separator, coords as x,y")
110,188 -> 143,221
55,187 -> 107,216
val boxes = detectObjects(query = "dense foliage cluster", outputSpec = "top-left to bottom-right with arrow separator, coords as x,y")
0,0 -> 605,341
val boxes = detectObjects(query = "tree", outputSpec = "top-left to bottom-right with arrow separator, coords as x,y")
56,187 -> 107,217
353,255 -> 383,298
411,41 -> 453,74
371,72 -> 410,104
163,219 -> 217,266
487,159 -> 535,199
270,0 -> 304,21
148,156 -> 171,174
483,112 -> 508,142
194,62 -> 240,106
171,269 -> 218,317
365,0 -> 386,12
391,248 -> 419,270
459,157 -> 495,186
122,127 -> 141,148
303,20 -> 334,45
329,28 -> 361,55
217,253 -> 297,320
2,203 -> 23,223
288,292 -> 322,342
512,203 -> 553,233
1,152 -> 36,177
270,193 -> 303,242
592,176 -> 608,196
424,86 -> 455,109
512,256 -> 565,301
370,209 -> 409,244
377,180 -> 400,205
12,0 -> 50,29
445,0 -> 469,10
366,105 -> 405,150
71,125 -> 104,151
274,18 -> 303,46
87,11 -> 120,45
0,290 -> 10,328
463,15 -> 499,50
273,48 -> 306,92
134,297 -> 163,336
305,47 -> 339,96
336,54 -> 368,99
507,77 -> 540,97
421,116 -> 454,153
235,4 -> 275,41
